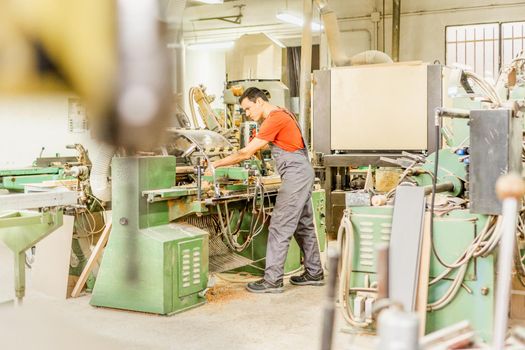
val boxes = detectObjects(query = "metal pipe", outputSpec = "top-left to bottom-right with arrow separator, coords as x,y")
435,107 -> 471,120
382,0 -> 386,52
184,2 -> 525,42
493,174 -> 525,349
316,3 -> 351,67
392,0 -> 401,62
422,181 -> 455,196
299,0 -> 313,150
195,158 -> 202,202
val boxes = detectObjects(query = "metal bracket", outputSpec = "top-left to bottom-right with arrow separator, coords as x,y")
193,5 -> 244,25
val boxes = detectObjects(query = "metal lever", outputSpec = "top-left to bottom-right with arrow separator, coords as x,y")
208,164 -> 221,198
195,157 -> 203,202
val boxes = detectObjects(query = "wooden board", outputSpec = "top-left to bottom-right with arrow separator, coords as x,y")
70,221 -> 112,298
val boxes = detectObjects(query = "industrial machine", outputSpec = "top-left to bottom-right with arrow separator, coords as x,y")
0,144 -> 111,296
330,57 -> 525,343
90,128 -> 327,315
312,62 -> 446,236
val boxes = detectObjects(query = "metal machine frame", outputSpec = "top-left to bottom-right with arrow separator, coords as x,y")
312,64 -> 445,235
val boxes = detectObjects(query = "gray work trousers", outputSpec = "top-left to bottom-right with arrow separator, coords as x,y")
264,144 -> 323,284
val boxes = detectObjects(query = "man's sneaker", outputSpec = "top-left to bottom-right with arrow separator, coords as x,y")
246,279 -> 284,294
290,271 -> 325,286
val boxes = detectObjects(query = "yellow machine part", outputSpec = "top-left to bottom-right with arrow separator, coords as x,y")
0,0 -> 117,125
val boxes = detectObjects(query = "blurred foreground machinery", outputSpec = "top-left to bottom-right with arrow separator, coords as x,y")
0,0 -> 173,151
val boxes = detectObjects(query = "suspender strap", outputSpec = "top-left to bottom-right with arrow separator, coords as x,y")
276,107 -> 310,161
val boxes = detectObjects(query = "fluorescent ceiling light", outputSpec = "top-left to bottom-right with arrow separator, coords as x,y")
187,41 -> 234,50
195,0 -> 224,4
276,11 -> 323,31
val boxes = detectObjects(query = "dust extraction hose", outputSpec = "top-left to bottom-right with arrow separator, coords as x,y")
89,143 -> 115,202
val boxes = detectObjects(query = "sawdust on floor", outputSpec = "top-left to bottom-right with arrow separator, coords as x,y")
206,283 -> 253,304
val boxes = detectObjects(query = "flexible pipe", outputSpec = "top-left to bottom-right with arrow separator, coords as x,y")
337,210 -> 371,328
349,50 -> 393,65
89,143 -> 116,202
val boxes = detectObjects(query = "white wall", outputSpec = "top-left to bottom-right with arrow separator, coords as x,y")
184,47 -> 227,110
0,94 -> 102,168
175,0 -> 525,123
378,0 -> 525,63
175,0 -> 525,71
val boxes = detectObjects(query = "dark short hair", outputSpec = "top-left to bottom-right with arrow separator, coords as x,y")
239,87 -> 269,104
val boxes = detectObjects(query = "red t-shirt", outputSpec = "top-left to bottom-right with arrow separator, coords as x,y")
256,109 -> 305,152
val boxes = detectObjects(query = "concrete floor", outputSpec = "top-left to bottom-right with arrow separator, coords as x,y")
0,243 -> 376,350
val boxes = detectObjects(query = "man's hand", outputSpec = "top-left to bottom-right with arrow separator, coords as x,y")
204,162 -> 215,177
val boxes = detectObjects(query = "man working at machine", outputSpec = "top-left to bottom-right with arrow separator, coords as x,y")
210,87 -> 324,293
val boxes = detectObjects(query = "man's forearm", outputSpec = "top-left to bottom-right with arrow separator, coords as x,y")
213,151 -> 249,168
212,137 -> 268,169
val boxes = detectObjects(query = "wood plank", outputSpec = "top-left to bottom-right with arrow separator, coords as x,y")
416,212 -> 432,337
70,221 -> 112,298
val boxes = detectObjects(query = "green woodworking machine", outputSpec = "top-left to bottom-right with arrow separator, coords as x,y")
91,129 -> 326,315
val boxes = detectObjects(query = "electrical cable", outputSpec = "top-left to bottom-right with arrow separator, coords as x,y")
429,118 -> 458,269
216,180 -> 269,252
423,115 -> 508,310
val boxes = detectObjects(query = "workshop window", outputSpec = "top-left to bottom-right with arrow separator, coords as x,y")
446,23 -> 499,80
446,21 -> 525,80
502,21 -> 525,66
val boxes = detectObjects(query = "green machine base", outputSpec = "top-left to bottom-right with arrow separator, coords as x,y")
347,206 -> 494,342
90,223 -> 208,315
90,157 -> 209,315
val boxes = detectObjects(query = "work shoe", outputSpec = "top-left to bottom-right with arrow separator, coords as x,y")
290,271 -> 325,286
246,279 -> 284,294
